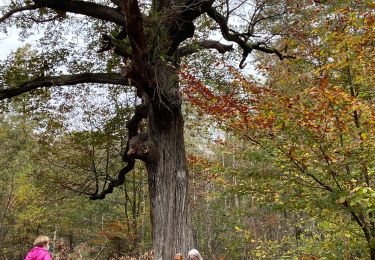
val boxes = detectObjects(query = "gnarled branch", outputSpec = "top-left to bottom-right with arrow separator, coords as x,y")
167,0 -> 214,54
179,40 -> 233,57
0,73 -> 128,100
32,0 -> 126,26
206,7 -> 294,67
90,102 -> 149,200
89,160 -> 135,200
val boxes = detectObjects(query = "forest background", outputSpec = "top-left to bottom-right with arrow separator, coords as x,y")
0,0 -> 374,259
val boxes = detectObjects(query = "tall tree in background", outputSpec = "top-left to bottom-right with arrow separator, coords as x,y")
0,0 -> 294,258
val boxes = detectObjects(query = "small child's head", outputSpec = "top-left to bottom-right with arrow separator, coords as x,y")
33,235 -> 50,247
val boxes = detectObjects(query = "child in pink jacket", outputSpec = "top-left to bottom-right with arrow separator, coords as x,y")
25,235 -> 52,260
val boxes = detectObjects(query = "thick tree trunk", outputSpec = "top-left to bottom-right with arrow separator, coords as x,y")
145,101 -> 194,259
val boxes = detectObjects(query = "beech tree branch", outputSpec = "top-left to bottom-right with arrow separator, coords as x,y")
31,0 -> 126,26
179,40 -> 233,56
206,6 -> 294,68
0,73 -> 128,100
275,143 -> 334,192
0,5 -> 38,23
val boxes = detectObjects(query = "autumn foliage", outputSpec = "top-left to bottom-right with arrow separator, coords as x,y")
181,1 -> 375,257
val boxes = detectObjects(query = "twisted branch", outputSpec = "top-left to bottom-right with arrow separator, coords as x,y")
90,102 -> 149,200
206,6 -> 294,68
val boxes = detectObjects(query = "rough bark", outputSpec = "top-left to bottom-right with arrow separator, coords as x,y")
146,101 -> 194,259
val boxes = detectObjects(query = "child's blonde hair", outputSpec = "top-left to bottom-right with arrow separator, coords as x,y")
33,235 -> 50,247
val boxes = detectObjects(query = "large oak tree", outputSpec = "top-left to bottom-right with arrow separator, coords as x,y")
0,0 -> 293,258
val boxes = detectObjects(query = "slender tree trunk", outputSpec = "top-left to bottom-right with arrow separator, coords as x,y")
145,93 -> 194,259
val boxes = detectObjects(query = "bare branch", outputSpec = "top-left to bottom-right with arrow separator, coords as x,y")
206,6 -> 294,67
179,40 -> 233,56
227,0 -> 247,17
0,73 -> 128,100
0,5 -> 38,23
32,0 -> 126,26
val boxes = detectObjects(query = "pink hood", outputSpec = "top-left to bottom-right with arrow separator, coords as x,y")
25,246 -> 51,260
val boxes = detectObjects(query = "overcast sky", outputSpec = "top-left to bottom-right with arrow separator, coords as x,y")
0,28 -> 24,58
